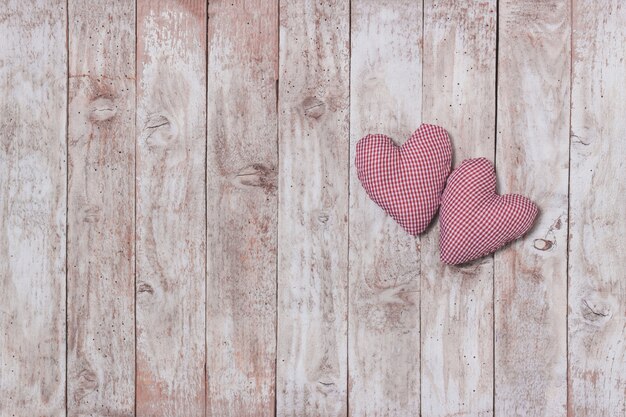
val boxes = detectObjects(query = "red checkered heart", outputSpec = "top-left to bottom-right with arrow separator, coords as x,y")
439,157 -> 538,265
355,124 -> 452,235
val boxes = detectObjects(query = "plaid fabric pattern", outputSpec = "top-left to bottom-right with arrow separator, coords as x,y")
439,157 -> 538,265
355,124 -> 452,236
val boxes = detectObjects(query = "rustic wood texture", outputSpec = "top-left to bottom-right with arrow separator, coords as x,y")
0,1 -> 67,415
276,0 -> 350,415
3,2 -> 626,416
348,1 -> 422,415
420,1 -> 497,416
136,1 -> 206,415
569,1 -> 626,415
67,0 -> 136,415
206,0 -> 278,415
495,1 -> 570,416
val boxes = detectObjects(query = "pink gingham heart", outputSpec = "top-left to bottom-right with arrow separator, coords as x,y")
439,157 -> 538,265
355,124 -> 452,235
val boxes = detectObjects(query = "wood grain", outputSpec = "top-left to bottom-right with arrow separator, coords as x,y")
348,1 -> 422,415
3,3 -> 626,416
206,0 -> 278,415
421,1 -> 497,416
0,1 -> 67,415
136,1 -> 206,415
569,1 -> 626,415
276,0 -> 350,415
67,0 -> 135,415
495,1 -> 570,416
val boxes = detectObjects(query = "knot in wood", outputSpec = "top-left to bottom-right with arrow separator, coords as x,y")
137,282 -> 154,295
533,238 -> 554,251
302,96 -> 326,119
89,97 -> 117,121
233,163 -> 276,193
581,298 -> 611,324
145,114 -> 171,130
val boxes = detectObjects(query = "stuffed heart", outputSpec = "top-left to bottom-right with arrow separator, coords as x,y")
439,157 -> 538,265
355,124 -> 452,235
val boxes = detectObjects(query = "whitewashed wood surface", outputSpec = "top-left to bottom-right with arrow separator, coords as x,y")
207,1 -> 278,416
67,0 -> 136,415
349,1 -> 422,416
421,1 -> 496,416
1,1 -> 624,416
495,1 -> 570,416
136,1 -> 206,415
0,1 -> 67,415
277,0 -> 350,415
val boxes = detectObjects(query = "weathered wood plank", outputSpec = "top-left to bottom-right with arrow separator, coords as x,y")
348,1 -> 422,415
136,1 -> 206,415
495,1 -> 570,416
67,0 -> 135,415
569,1 -> 626,415
421,1 -> 497,416
276,0 -> 350,415
206,0 -> 278,415
0,1 -> 67,415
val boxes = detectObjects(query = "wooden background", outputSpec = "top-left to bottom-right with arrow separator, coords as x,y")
1,0 -> 624,416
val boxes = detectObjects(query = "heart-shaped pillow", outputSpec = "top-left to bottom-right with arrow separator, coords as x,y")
355,124 -> 452,235
439,157 -> 538,265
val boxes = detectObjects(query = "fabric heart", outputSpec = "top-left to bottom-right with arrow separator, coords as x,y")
439,157 -> 538,265
355,124 -> 452,235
